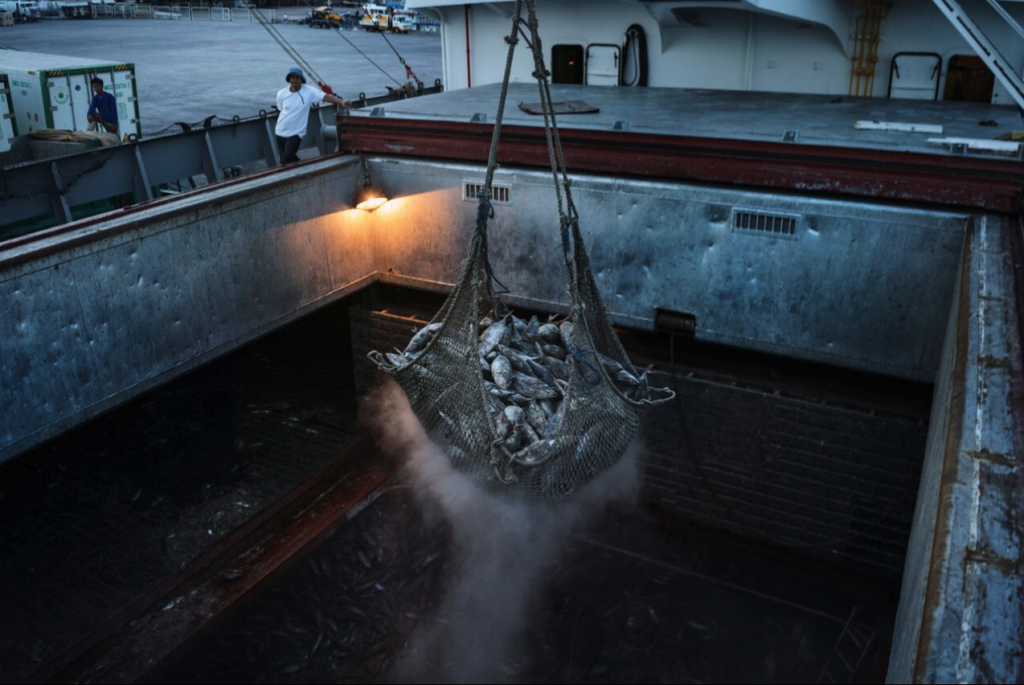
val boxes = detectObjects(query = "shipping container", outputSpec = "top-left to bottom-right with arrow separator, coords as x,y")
0,49 -> 141,139
0,73 -> 15,154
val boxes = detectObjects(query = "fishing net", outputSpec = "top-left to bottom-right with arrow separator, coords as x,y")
369,0 -> 672,500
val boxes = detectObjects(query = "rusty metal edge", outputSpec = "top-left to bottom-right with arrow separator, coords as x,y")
338,117 -> 1024,213
1009,215 -> 1024,685
911,218 -> 973,682
26,439 -> 383,684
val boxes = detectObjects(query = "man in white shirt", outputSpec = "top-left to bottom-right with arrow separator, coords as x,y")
275,67 -> 351,164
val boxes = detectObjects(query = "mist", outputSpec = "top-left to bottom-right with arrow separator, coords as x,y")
362,380 -> 642,683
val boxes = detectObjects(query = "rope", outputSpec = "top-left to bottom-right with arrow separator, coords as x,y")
280,0 -> 406,87
328,25 -> 404,87
480,0 -> 523,195
251,6 -> 327,86
519,0 -> 579,249
380,31 -> 424,87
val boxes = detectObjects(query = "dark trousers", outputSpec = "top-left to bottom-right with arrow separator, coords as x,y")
277,134 -> 302,164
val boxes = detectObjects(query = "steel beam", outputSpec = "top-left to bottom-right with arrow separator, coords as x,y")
339,117 -> 1024,213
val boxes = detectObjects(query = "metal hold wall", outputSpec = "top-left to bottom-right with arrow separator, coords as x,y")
887,215 -> 1024,683
0,153 -> 971,463
0,156 -> 373,463
367,158 -> 968,381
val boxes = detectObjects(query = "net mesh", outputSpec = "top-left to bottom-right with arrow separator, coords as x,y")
368,0 -> 671,500
372,219 -> 660,500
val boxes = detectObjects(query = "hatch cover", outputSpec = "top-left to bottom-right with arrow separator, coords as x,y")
518,100 -> 599,115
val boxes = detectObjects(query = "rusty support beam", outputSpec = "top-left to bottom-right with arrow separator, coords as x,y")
338,117 -> 1024,214
30,442 -> 391,685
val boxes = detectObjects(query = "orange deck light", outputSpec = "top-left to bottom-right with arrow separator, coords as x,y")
355,158 -> 389,211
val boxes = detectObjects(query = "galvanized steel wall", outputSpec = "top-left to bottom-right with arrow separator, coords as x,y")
0,156 -> 370,463
0,154 -> 971,464
367,158 -> 968,381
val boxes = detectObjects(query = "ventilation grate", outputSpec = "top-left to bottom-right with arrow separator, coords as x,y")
732,209 -> 799,238
463,182 -> 511,204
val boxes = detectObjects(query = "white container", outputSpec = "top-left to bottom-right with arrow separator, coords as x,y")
0,49 -> 141,138
0,73 -> 15,154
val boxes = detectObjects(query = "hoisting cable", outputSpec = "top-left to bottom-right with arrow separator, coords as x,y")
289,0 -> 405,88
367,0 -> 673,501
251,6 -> 336,93
474,0 -> 525,295
379,31 -> 424,89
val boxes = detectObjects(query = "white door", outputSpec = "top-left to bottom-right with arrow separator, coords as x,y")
68,72 -> 94,130
47,75 -> 76,130
0,85 -> 14,152
110,69 -> 138,136
586,44 -> 620,87
889,53 -> 941,100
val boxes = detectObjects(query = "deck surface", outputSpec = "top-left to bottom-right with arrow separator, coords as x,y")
356,83 -> 1022,157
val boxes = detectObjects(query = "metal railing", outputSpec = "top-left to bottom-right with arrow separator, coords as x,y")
0,81 -> 443,238
85,4 -> 280,22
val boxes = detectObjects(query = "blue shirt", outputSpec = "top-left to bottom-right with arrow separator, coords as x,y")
86,91 -> 119,126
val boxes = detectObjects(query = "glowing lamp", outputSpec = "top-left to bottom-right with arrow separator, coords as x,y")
356,190 -> 388,211
355,158 -> 389,211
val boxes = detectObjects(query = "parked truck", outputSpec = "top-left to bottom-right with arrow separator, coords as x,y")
0,49 -> 141,138
1,73 -> 16,154
0,1 -> 39,21
358,3 -> 387,31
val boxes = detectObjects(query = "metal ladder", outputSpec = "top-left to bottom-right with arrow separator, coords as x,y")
931,0 -> 1024,110
816,607 -> 876,684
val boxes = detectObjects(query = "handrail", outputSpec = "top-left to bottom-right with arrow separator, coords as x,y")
0,82 -> 442,237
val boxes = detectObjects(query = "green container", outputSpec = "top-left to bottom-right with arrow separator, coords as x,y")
0,72 -> 15,153
0,49 -> 141,139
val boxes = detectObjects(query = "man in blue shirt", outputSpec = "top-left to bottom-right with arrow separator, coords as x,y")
86,77 -> 119,137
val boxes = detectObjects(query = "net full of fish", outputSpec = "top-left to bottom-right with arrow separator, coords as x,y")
388,314 -> 652,453
370,263 -> 671,501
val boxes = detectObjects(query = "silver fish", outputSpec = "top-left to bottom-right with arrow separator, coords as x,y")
538,323 -> 561,345
540,355 -> 570,381
486,384 -> 516,402
511,338 -> 540,356
510,436 -> 571,467
479,316 -> 509,356
385,352 -> 408,367
503,424 -> 524,452
527,359 -> 557,388
541,344 -> 568,361
521,422 -> 540,445
406,322 -> 442,355
496,344 -> 537,375
493,408 -> 512,440
543,402 -> 567,439
525,401 -> 547,434
504,405 -> 525,426
491,354 -> 513,390
615,368 -> 640,386
527,315 -> 540,339
512,317 -> 532,342
598,353 -> 626,376
480,316 -> 494,329
513,372 -> 560,400
558,320 -> 574,344
538,398 -> 556,420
